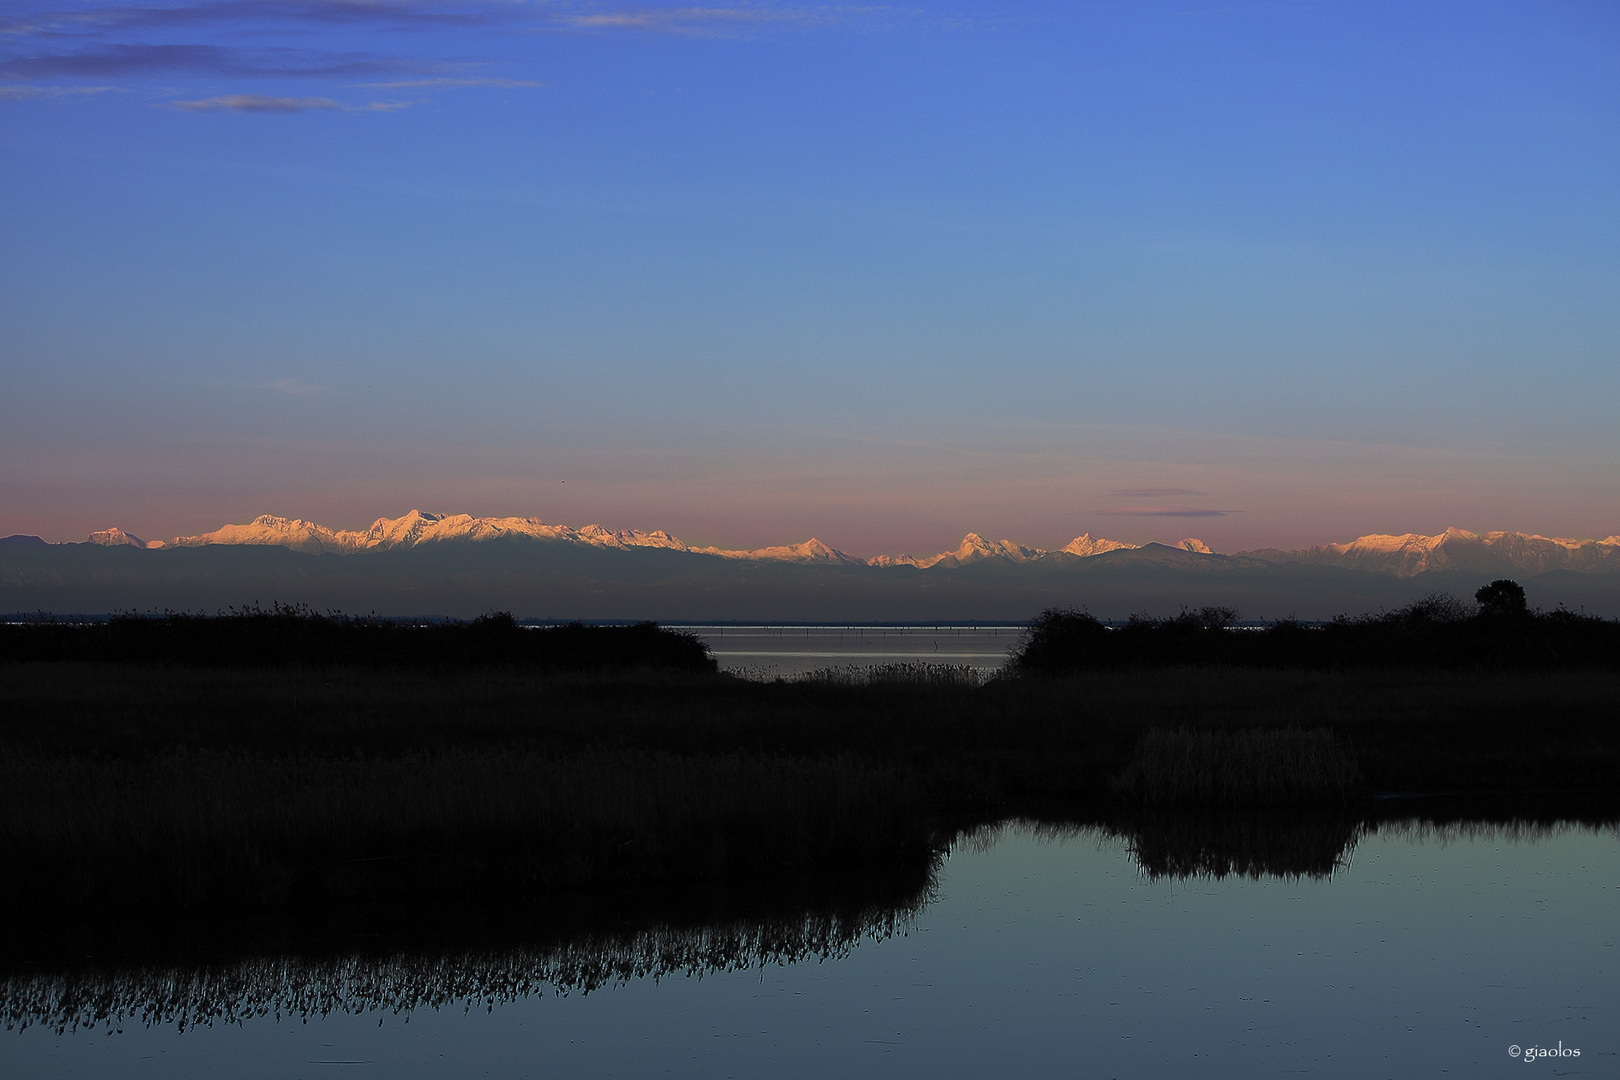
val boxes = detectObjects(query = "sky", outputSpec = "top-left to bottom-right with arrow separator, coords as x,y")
2,0 -> 1618,557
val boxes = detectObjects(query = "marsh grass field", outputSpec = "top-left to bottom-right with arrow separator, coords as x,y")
5,624 -> 1620,1059
3,640 -> 1619,928
1,600 -> 1617,935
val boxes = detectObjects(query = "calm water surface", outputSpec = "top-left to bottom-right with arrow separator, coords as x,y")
6,821 -> 1615,1078
677,625 -> 1025,677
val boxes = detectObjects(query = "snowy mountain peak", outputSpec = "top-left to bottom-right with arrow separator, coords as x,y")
88,510 -> 1620,579
1243,529 -> 1620,578
865,533 -> 1048,569
693,537 -> 865,564
366,509 -> 449,547
1059,533 -> 1141,558
87,527 -> 147,548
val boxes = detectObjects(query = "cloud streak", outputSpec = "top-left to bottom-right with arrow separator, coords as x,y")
2,2 -> 904,86
359,76 -> 541,88
561,5 -> 872,36
0,82 -> 118,98
1100,506 -> 1238,518
165,93 -> 340,112
1108,487 -> 1207,499
1,42 -> 424,80
1,1 -> 502,37
2,2 -> 909,118
163,93 -> 406,112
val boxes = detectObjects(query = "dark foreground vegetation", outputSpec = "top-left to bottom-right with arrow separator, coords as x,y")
1011,581 -> 1620,673
0,607 -> 717,674
2,589 -> 1617,926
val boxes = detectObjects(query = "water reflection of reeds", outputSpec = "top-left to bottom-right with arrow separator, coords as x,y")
3,879 -> 934,1035
1112,811 -> 1364,880
8,809 -> 1612,1036
1012,814 -> 1363,881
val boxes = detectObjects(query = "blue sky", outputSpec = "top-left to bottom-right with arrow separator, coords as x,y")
3,1 -> 1617,554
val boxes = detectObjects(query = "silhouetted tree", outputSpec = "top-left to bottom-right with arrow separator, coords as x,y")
1475,579 -> 1528,618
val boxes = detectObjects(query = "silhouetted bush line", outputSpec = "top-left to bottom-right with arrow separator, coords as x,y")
1009,593 -> 1620,674
0,607 -> 716,674
2,586 -> 1618,919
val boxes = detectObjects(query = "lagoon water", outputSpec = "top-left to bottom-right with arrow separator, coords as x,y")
679,624 -> 1026,677
7,821 -> 1615,1078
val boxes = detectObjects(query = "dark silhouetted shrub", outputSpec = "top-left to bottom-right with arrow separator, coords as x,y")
1475,579 -> 1528,618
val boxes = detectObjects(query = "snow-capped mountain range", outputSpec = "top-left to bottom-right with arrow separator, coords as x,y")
1243,528 -> 1620,577
73,511 -> 1620,578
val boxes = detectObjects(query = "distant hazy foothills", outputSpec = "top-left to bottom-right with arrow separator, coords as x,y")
4,512 -> 1619,620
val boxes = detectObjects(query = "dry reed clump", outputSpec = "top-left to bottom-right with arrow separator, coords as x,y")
795,663 -> 989,688
1113,727 -> 1363,808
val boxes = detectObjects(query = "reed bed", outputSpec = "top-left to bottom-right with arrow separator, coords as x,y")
1113,727 -> 1364,807
1,659 -> 1616,918
0,747 -> 935,913
794,662 -> 992,688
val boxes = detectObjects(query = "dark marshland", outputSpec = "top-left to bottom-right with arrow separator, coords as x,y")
2,587 -> 1618,922
4,591 -> 1618,1075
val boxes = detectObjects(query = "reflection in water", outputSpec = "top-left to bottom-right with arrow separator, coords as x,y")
3,880 -> 933,1035
1110,811 -> 1364,880
6,811 -> 1610,1040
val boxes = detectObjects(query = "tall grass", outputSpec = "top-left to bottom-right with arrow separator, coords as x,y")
1,660 -> 1616,918
794,663 -> 991,688
1112,727 -> 1363,807
0,747 -> 935,913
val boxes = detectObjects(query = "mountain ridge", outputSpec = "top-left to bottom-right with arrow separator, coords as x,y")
53,511 -> 1620,579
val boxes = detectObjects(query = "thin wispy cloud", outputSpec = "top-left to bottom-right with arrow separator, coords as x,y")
1,2 -> 906,90
1100,506 -> 1239,519
360,76 -> 541,89
1108,488 -> 1207,499
0,82 -> 118,99
0,1 -> 500,37
1,42 -> 420,80
562,6 -> 871,36
164,93 -> 406,112
166,94 -> 340,112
